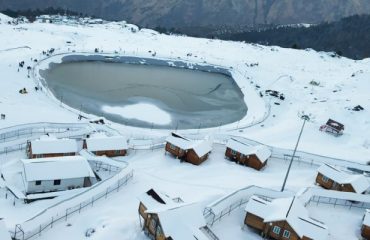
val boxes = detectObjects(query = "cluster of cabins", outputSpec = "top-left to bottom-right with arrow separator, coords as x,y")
165,133 -> 272,170
21,132 -> 128,196
242,164 -> 370,240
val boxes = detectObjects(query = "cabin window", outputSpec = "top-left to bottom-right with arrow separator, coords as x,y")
115,150 -> 121,154
322,175 -> 329,183
36,154 -> 42,158
35,180 -> 42,186
54,179 -> 61,185
169,144 -> 177,150
231,150 -> 237,156
283,230 -> 291,238
272,226 -> 281,234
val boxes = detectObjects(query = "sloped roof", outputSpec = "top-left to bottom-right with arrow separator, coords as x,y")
166,133 -> 212,157
318,164 -> 370,193
227,138 -> 271,162
0,219 -> 11,240
192,140 -> 212,157
138,188 -> 177,210
22,156 -> 95,182
166,134 -> 193,150
245,196 -> 328,240
86,132 -> 128,151
363,210 -> 370,227
30,135 -> 78,155
146,203 -> 208,240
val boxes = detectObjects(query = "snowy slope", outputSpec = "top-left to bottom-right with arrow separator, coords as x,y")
0,15 -> 369,240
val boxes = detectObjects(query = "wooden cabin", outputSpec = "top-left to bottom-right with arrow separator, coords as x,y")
244,196 -> 329,240
27,135 -> 78,159
83,132 -> 128,157
316,164 -> 370,194
225,138 -> 271,170
0,219 -> 11,240
138,189 -> 211,240
165,133 -> 212,165
362,210 -> 370,240
21,156 -> 97,195
319,119 -> 344,136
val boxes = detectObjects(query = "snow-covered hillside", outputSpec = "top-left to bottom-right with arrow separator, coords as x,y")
0,14 -> 369,240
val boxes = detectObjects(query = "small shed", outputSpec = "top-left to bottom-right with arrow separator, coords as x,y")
225,138 -> 271,170
83,132 -> 128,157
138,189 -> 210,240
27,135 -> 78,159
362,210 -> 370,239
165,133 -> 212,165
244,195 -> 329,240
22,156 -> 97,195
0,219 -> 11,240
319,119 -> 344,136
316,164 -> 370,193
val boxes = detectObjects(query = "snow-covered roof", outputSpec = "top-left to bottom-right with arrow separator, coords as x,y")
166,133 -> 212,157
245,196 -> 328,240
192,140 -> 212,157
364,210 -> 370,226
138,188 -> 177,210
227,138 -> 271,162
86,132 -> 128,151
0,219 -> 11,240
166,134 -> 193,150
22,156 -> 95,182
31,135 -> 78,155
146,203 -> 208,240
318,164 -> 370,193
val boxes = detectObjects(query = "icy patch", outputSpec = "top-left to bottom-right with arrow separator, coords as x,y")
102,104 -> 171,125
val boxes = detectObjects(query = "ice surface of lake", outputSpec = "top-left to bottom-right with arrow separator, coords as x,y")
41,61 -> 247,129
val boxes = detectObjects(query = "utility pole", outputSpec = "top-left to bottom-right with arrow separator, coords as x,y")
281,114 -> 310,192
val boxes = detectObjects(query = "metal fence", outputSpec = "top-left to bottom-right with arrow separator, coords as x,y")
11,170 -> 134,240
306,195 -> 370,210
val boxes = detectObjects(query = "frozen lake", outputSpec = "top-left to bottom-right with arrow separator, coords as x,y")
41,60 -> 247,129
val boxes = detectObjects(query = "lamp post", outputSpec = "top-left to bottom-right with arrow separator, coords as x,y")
281,114 -> 310,192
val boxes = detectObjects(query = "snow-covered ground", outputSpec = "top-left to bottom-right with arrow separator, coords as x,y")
0,13 -> 369,240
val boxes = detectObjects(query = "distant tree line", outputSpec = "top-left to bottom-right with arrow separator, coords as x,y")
216,14 -> 370,60
1,7 -> 91,22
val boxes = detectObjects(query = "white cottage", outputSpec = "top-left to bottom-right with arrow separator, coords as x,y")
27,134 -> 78,159
0,219 -> 11,240
83,132 -> 128,157
22,156 -> 96,194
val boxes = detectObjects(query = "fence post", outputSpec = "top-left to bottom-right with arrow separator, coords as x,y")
65,208 -> 68,221
51,217 -> 54,228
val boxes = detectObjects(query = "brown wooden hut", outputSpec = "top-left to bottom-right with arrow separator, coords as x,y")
26,135 -> 77,159
138,189 -> 211,240
225,138 -> 271,170
316,164 -> 370,194
83,132 -> 128,157
244,196 -> 328,240
165,133 -> 212,165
